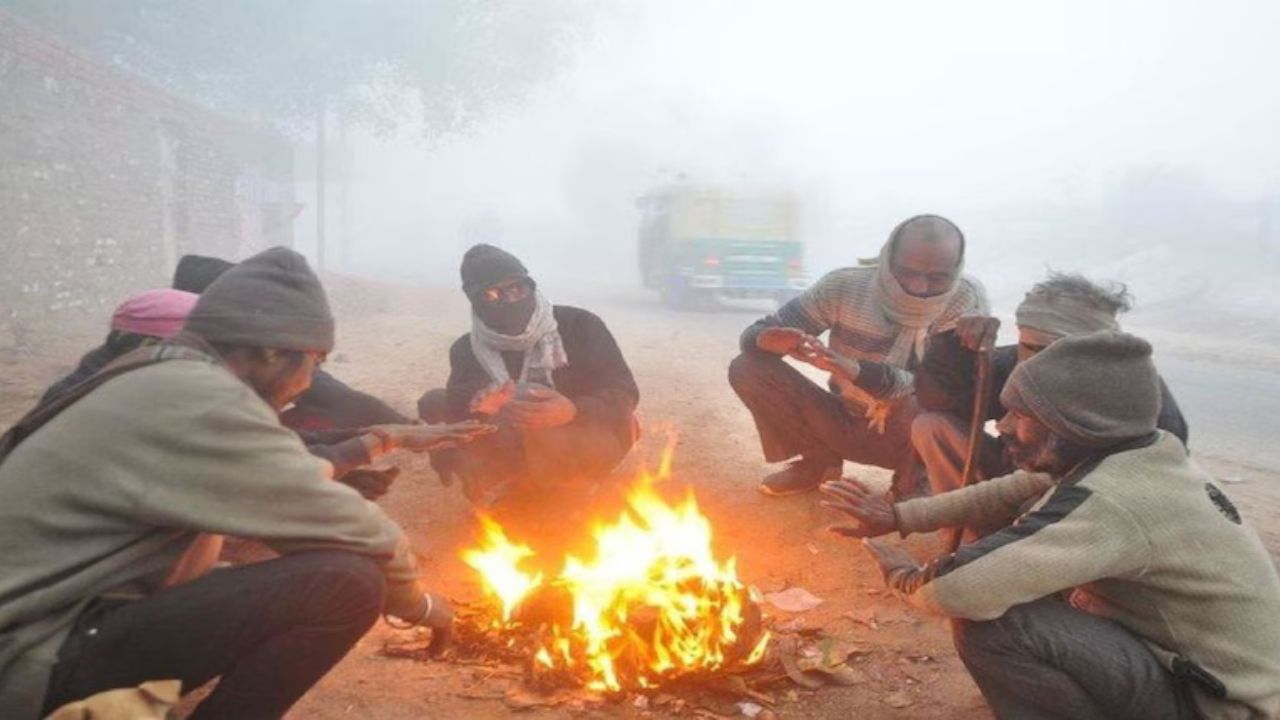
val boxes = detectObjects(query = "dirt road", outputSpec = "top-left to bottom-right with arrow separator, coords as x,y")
3,279 -> 1277,719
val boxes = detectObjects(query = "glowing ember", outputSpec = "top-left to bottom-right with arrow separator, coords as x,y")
462,448 -> 770,692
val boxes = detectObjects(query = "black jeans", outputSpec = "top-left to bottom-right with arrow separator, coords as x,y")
954,599 -> 1202,720
43,550 -> 384,719
418,388 -> 633,503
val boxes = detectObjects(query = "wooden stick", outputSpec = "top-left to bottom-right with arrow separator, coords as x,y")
948,349 -> 993,555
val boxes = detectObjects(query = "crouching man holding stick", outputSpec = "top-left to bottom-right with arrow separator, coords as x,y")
823,332 -> 1280,720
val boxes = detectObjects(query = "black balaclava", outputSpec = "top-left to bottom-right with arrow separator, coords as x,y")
461,244 -> 537,336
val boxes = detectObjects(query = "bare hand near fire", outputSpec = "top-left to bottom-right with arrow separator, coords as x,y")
956,314 -> 1000,353
756,326 -> 808,355
379,421 -> 496,452
819,478 -> 897,537
861,538 -> 920,585
390,591 -> 455,657
470,380 -> 517,416
791,336 -> 861,382
506,386 -> 577,429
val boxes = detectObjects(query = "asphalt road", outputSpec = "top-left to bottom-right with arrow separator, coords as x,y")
1159,356 -> 1280,473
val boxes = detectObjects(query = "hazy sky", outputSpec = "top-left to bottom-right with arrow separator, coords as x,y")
309,0 -> 1280,303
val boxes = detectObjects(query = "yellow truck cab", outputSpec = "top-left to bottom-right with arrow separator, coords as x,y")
637,185 -> 808,309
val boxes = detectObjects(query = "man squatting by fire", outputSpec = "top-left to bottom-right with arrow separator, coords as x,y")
729,214 -> 987,498
823,331 -> 1280,719
0,248 -> 491,718
420,243 -> 640,506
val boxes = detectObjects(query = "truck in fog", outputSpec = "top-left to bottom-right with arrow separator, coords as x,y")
636,186 -> 808,309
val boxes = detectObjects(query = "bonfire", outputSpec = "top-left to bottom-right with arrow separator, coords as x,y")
460,448 -> 770,693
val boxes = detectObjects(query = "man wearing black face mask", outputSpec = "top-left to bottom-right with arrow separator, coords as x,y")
418,244 -> 640,505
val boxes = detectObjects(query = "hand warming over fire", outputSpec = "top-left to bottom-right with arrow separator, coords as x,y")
819,478 -> 898,537
374,421 -> 496,453
861,538 -> 922,587
756,326 -> 808,354
470,380 -> 518,416
505,386 -> 577,429
791,335 -> 861,383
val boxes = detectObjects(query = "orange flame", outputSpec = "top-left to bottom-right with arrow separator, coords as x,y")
462,446 -> 768,691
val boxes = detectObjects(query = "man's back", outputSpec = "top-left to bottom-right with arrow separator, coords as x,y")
0,358 -> 410,717
1070,432 -> 1280,718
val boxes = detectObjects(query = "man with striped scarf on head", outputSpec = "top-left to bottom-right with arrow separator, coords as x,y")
729,215 -> 988,497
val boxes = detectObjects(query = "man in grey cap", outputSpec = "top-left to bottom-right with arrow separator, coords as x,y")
823,331 -> 1280,720
0,247 -> 481,719
910,272 -> 1189,544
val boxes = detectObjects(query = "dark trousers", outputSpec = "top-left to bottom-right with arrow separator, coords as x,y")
954,600 -> 1201,720
43,551 -> 384,720
418,389 -> 633,503
728,352 -> 917,475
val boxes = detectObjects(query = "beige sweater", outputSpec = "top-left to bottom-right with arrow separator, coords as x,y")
0,358 -> 423,718
890,432 -> 1280,720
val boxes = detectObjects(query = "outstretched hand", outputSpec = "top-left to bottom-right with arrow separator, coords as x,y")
756,326 -> 808,355
336,466 -> 400,500
819,478 -> 898,538
860,538 -> 920,584
789,336 -> 861,383
376,421 -> 496,453
470,380 -> 517,416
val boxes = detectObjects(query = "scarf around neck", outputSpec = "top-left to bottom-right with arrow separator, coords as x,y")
873,238 -> 963,366
469,292 -> 569,387
832,239 -> 963,433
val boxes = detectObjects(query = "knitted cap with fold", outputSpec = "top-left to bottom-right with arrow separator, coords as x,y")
1001,331 -> 1159,448
460,244 -> 528,297
183,247 -> 334,352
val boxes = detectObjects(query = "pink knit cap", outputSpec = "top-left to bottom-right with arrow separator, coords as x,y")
110,289 -> 199,339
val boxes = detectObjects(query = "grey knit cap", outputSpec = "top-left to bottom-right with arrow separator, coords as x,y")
1000,331 -> 1159,448
183,247 -> 335,352
460,244 -> 529,297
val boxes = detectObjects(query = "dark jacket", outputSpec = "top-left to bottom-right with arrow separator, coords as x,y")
915,329 -> 1190,446
444,306 -> 639,445
40,333 -> 148,406
281,369 -> 409,430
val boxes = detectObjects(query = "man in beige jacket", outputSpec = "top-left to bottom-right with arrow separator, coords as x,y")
824,332 -> 1280,719
0,248 -> 483,719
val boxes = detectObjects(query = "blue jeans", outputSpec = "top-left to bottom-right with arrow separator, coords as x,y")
42,550 -> 384,719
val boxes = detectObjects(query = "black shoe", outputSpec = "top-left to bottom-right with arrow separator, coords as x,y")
759,457 -> 842,496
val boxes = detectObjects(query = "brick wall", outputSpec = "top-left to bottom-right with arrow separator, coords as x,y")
0,10 -> 295,345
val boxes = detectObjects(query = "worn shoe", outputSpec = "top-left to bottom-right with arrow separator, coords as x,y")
758,456 -> 843,496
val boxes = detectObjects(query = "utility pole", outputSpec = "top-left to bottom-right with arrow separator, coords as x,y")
315,98 -> 327,271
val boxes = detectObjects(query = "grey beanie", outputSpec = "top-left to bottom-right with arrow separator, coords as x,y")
183,246 -> 334,352
1000,331 -> 1159,448
460,244 -> 529,297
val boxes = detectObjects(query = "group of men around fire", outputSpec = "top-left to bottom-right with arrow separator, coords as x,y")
0,215 -> 1277,718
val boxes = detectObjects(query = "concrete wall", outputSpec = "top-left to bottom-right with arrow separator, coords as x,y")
0,10 -> 295,343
